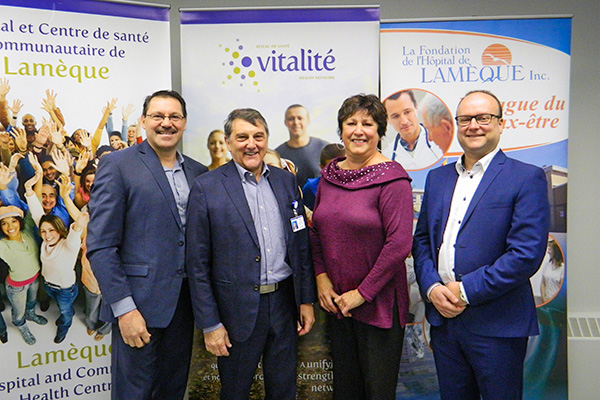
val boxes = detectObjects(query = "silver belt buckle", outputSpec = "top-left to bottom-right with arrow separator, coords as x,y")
259,282 -> 279,294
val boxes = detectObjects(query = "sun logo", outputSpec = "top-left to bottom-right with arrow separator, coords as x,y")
481,44 -> 512,66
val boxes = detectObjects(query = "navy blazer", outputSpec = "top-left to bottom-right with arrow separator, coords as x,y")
87,140 -> 207,327
186,161 -> 317,342
413,151 -> 550,338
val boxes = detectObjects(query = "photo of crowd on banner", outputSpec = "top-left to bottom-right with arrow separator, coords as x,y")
0,77 -> 556,400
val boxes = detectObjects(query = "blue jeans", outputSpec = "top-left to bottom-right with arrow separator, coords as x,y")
83,287 -> 111,335
6,278 -> 39,327
0,311 -> 6,335
44,283 -> 78,336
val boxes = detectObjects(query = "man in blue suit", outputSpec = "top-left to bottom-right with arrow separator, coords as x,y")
186,108 -> 316,400
87,90 -> 207,400
413,90 -> 550,400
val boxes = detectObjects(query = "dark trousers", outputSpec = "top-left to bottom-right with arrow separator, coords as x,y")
328,305 -> 404,400
111,280 -> 194,400
430,317 -> 529,400
218,281 -> 297,400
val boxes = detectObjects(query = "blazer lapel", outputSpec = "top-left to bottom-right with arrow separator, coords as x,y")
460,151 -> 506,229
137,141 -> 183,230
182,155 -> 197,188
439,165 -> 459,246
221,161 -> 260,248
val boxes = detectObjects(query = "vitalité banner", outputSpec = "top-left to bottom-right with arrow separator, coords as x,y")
180,6 -> 380,398
180,6 -> 380,166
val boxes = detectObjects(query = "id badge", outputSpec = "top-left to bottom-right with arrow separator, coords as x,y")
290,215 -> 306,232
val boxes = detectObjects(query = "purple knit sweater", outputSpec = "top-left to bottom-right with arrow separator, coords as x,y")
310,157 -> 413,328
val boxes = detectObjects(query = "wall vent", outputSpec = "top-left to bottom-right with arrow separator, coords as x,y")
568,313 -> 600,339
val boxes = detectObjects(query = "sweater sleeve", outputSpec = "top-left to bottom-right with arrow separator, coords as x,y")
357,178 -> 413,302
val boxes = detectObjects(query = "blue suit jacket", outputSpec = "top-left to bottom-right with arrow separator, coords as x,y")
186,161 -> 317,342
413,151 -> 550,337
87,140 -> 207,327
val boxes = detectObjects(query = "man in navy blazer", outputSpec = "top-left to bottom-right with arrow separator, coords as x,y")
186,108 -> 316,400
87,90 -> 207,400
413,90 -> 550,400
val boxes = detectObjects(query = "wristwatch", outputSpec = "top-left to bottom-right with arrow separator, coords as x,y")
459,288 -> 468,304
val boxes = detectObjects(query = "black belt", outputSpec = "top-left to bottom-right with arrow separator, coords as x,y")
45,281 -> 63,290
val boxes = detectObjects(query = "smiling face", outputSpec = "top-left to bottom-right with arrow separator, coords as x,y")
456,92 -> 504,166
127,125 -> 137,142
22,114 -> 36,133
109,135 -> 122,149
84,173 -> 95,193
207,130 -> 227,161
41,161 -> 58,182
226,118 -> 268,179
39,221 -> 61,247
284,106 -> 309,140
41,184 -> 57,213
143,96 -> 186,155
341,110 -> 380,161
1,217 -> 22,241
385,93 -> 420,146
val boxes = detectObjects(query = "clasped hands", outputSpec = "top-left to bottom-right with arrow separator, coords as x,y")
429,281 -> 467,318
316,273 -> 365,317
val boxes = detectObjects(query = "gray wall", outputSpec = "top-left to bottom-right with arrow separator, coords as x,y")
146,0 -> 600,397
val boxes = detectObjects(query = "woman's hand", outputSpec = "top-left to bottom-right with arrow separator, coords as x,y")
335,289 -> 366,318
75,149 -> 91,174
316,273 -> 340,314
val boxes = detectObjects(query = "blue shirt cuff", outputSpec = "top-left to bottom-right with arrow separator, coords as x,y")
111,296 -> 137,318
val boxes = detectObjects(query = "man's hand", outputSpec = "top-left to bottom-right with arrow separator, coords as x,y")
117,309 -> 151,348
429,284 -> 466,318
316,273 -> 340,314
204,326 -> 232,357
297,303 -> 315,336
445,281 -> 467,307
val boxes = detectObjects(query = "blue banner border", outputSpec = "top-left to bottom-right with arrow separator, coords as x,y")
0,0 -> 170,21
181,7 -> 380,25
381,18 -> 571,55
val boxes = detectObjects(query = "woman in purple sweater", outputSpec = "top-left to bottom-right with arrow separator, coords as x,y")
310,94 -> 413,400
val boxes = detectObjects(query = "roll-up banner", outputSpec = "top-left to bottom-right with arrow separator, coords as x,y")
180,6 -> 380,399
0,1 -> 171,398
180,6 -> 380,166
381,17 -> 570,399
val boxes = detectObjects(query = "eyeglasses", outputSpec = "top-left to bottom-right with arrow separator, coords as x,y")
146,114 -> 185,123
455,114 -> 501,127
